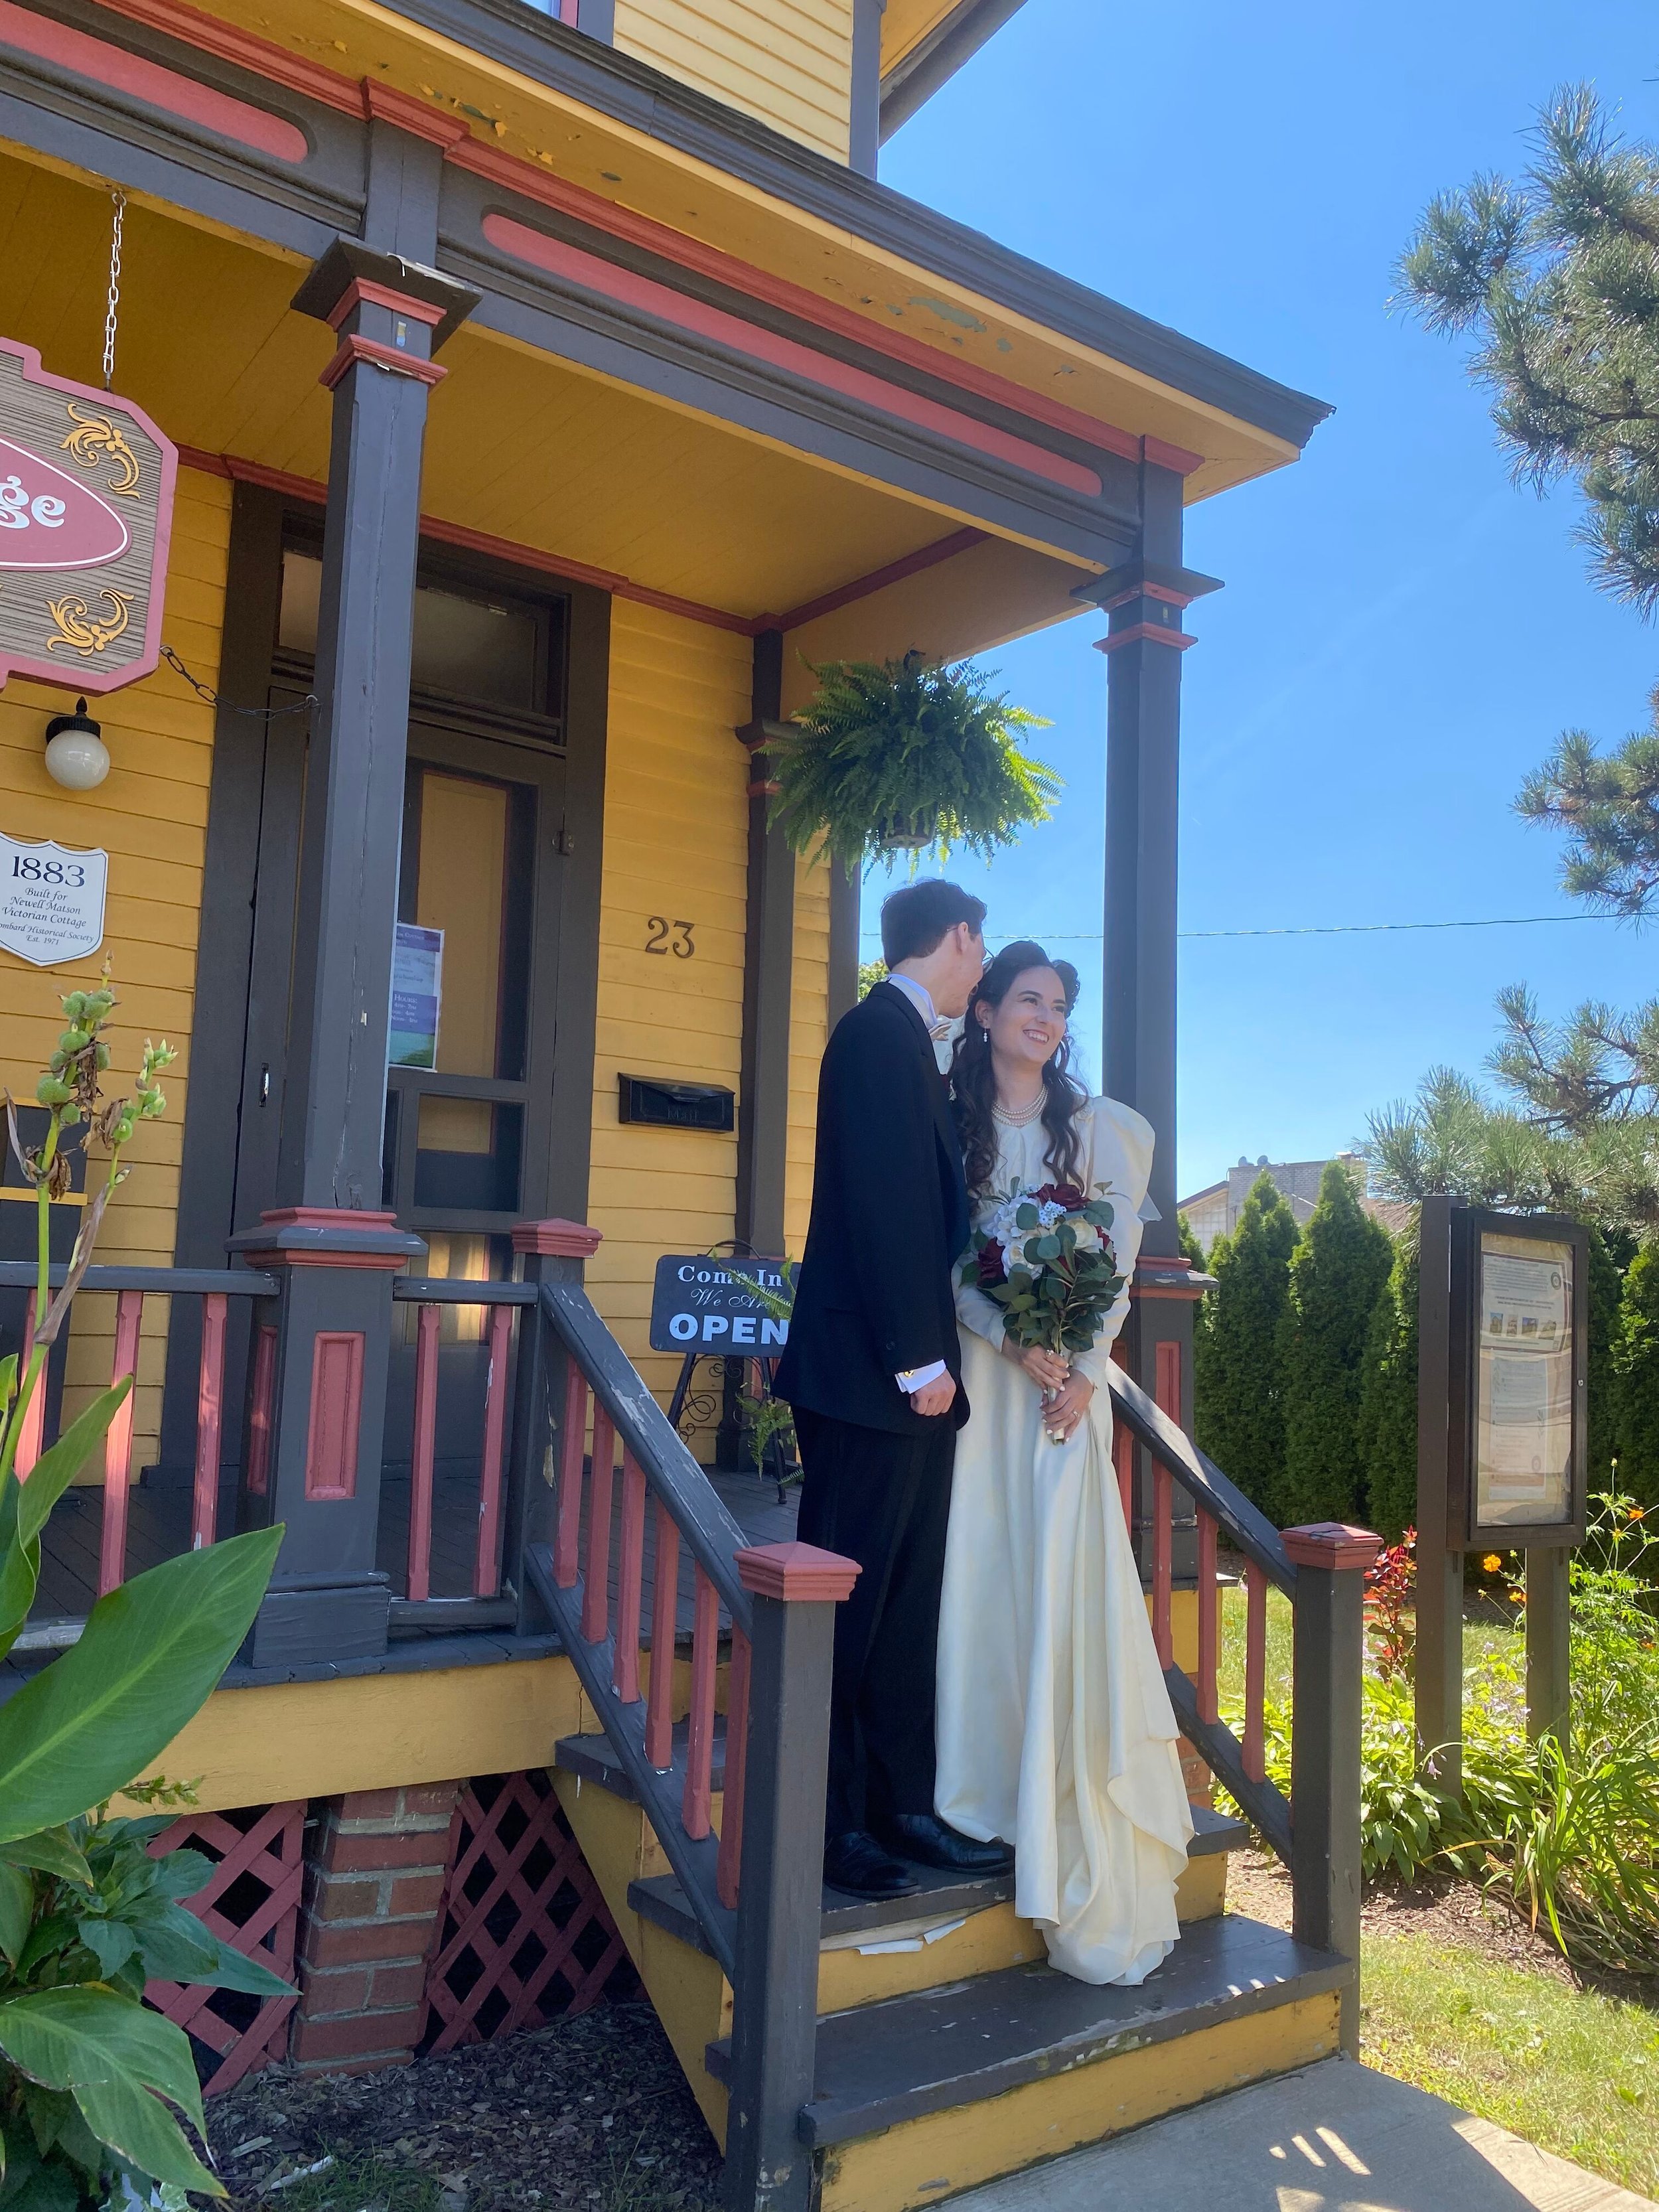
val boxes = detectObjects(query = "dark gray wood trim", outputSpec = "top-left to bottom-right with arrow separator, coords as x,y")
369,0 -> 1331,447
826,861 -> 859,1033
848,0 -> 882,177
575,0 -> 614,38
734,634 -> 794,1258
879,0 -> 1027,140
544,582 -> 609,1226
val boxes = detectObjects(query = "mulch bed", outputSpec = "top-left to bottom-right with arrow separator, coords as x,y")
206,2002 -> 723,2212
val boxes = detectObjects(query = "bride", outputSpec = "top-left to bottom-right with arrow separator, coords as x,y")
934,940 -> 1194,1986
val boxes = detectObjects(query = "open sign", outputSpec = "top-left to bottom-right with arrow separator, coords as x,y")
648,1254 -> 793,1354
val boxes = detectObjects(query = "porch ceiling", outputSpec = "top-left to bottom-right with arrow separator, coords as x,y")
0,147 -> 1091,628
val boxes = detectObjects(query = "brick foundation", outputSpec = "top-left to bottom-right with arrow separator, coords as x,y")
291,1783 -> 460,2072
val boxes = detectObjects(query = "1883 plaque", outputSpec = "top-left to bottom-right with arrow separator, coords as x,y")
0,337 -> 177,694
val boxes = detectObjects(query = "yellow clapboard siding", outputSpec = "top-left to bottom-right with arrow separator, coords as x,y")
612,0 -> 853,161
589,600 -> 750,1451
786,849 -> 832,1253
0,467 -> 230,1470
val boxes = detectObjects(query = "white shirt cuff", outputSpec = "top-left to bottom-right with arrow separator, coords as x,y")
896,1359 -> 948,1393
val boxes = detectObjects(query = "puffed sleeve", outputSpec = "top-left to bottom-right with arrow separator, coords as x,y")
1072,1096 -> 1155,1388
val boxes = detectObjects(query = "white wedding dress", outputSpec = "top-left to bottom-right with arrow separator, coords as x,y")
934,1095 -> 1194,1985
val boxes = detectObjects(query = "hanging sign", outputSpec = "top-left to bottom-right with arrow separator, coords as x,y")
0,338 -> 177,694
389,922 -> 443,1069
0,831 -> 108,966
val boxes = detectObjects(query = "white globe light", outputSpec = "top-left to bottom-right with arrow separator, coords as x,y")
44,725 -> 111,790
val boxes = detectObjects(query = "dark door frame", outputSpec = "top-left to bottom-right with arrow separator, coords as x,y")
157,480 -> 609,1477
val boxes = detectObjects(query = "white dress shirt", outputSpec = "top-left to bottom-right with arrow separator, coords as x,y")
882,971 -> 950,1398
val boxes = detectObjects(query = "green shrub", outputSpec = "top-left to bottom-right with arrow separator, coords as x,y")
1192,1173 -> 1299,1517
1278,1161 -> 1395,1526
1358,1240 -> 1419,1540
1614,1244 -> 1659,1508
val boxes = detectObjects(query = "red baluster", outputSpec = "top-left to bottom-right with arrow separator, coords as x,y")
645,1499 -> 680,1769
555,1364 -> 587,1589
246,1323 -> 277,1496
474,1303 -> 513,1597
1151,1457 -> 1173,1668
682,1564 -> 718,1840
15,1290 -> 44,1478
1112,1419 -> 1133,1532
716,1625 -> 751,1909
191,1292 -> 228,1550
1243,1560 -> 1267,1783
98,1290 -> 144,1595
406,1303 -> 440,1603
1196,1508 -> 1219,1726
614,1450 -> 646,1701
582,1402 -> 615,1644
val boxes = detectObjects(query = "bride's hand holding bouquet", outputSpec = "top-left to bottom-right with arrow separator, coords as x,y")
962,1181 -> 1125,1441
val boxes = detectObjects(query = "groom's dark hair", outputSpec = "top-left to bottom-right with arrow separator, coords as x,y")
880,881 -> 987,966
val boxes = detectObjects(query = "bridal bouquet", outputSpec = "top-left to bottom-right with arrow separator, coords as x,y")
962,1181 -> 1125,1357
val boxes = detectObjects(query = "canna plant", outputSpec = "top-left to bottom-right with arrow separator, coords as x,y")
0,971 -> 284,2210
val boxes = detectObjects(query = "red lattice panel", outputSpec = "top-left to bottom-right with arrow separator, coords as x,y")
145,1802 -> 305,2095
420,1770 -> 635,2054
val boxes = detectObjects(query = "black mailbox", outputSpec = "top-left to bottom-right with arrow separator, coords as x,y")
618,1074 -> 736,1132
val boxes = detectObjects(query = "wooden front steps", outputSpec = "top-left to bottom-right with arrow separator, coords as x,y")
551,1731 -> 1348,2212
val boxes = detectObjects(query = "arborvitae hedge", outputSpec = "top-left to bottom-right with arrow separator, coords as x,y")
1191,1172 -> 1300,1516
1277,1161 -> 1394,1526
1357,1239 -> 1418,1540
1613,1242 -> 1659,1507
1587,1224 -> 1625,1494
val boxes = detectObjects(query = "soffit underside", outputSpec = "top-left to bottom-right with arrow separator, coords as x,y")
0,149 -> 1096,627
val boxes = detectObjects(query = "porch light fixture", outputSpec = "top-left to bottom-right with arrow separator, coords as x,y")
43,698 -> 109,790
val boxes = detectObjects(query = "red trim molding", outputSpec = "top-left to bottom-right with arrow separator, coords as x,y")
1094,622 -> 1196,654
1099,577 -> 1194,614
482,214 -> 1104,500
737,1541 -> 861,1604
511,1218 -> 604,1258
360,76 -> 469,147
1281,1522 -> 1383,1573
319,334 -> 447,391
70,0 -> 359,115
1143,433 -> 1204,477
761,526 -> 985,632
304,1331 -> 364,1501
0,0 -> 308,160
326,279 -> 447,332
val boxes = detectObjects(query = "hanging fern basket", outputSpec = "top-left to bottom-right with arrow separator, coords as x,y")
767,650 -> 1060,873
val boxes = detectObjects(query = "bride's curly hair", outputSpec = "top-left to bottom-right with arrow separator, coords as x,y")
951,940 -> 1086,1198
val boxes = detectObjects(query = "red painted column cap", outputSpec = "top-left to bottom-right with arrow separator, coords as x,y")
737,1541 -> 861,1604
1281,1522 -> 1383,1572
511,1218 -> 604,1258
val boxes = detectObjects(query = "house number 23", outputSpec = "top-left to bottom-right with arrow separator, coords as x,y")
645,917 -> 695,958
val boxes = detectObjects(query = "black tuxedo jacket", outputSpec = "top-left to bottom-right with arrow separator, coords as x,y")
776,980 -> 972,1435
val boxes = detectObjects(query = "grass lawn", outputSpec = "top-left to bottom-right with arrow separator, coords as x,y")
1216,1579 -> 1518,1705
1360,1931 -> 1659,2200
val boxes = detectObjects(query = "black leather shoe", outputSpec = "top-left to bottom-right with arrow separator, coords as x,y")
876,1812 -> 1014,1875
823,1831 -> 921,1900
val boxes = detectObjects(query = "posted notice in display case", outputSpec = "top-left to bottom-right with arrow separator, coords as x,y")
390,922 -> 442,1069
1476,1231 -> 1573,1527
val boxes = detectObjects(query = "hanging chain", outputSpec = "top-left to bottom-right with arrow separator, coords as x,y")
161,644 -> 317,719
102,190 -> 125,392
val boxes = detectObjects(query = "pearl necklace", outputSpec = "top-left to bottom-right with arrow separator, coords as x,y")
993,1091 -> 1046,1128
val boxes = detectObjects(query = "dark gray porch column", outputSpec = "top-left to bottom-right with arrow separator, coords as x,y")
735,631 -> 796,1262
231,236 -> 476,1664
1076,457 -> 1220,1568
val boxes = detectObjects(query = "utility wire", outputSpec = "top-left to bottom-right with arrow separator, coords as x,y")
859,912 -> 1619,944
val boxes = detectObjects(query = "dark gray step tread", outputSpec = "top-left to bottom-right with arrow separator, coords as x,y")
706,1913 -> 1350,2147
626,1800 -> 1247,1955
554,1720 -> 726,1801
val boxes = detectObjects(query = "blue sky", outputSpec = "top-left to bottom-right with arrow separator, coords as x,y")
875,0 -> 1659,1199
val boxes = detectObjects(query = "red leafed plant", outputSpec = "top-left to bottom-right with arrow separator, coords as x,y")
1366,1529 -> 1417,1683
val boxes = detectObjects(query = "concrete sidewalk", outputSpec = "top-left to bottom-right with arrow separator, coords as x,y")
939,2057 -> 1656,2212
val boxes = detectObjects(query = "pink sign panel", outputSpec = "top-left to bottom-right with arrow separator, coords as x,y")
0,337 -> 177,694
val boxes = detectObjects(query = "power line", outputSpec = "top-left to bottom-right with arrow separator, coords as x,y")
858,912 -> 1619,944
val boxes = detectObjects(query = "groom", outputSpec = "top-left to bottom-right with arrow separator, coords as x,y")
776,880 -> 1014,1900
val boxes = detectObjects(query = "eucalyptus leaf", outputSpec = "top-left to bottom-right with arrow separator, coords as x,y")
0,1527 -> 281,1845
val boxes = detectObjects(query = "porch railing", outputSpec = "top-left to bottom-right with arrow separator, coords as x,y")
1104,1359 -> 1378,2048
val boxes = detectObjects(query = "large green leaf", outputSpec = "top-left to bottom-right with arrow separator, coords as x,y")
0,1833 -> 91,1890
0,1861 -> 31,1966
0,1986 -> 219,2195
134,1905 -> 291,1996
0,1382 -> 135,1659
0,1527 -> 281,1845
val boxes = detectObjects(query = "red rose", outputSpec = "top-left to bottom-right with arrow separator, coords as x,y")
977,1239 -> 1008,1287
1030,1182 -> 1086,1211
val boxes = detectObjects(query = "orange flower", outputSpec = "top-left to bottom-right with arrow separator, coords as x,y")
1628,1506 -> 1646,1522
1481,1553 -> 1503,1573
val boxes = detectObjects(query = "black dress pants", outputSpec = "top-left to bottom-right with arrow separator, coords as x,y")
792,1405 -> 956,1842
